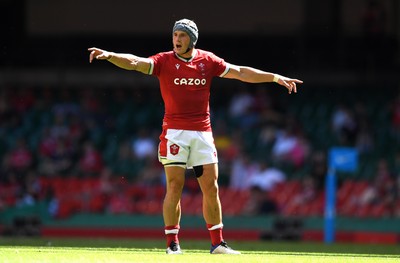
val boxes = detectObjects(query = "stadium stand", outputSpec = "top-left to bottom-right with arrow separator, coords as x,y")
0,80 -> 399,221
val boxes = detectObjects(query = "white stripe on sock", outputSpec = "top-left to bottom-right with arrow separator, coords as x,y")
208,223 -> 223,231
165,229 -> 179,235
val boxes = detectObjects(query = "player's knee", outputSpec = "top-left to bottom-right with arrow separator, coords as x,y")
193,165 -> 203,178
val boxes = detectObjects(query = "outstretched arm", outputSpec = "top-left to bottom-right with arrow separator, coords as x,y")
88,47 -> 151,74
223,64 -> 303,94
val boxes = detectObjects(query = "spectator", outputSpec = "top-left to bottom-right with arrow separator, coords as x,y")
373,159 -> 397,215
131,128 -> 157,160
362,0 -> 387,69
213,123 -> 242,184
213,120 -> 233,155
395,156 -> 400,216
229,86 -> 254,118
292,176 -> 318,206
390,90 -> 400,139
228,86 -> 258,129
0,89 -> 21,132
331,104 -> 358,145
112,140 -> 140,180
242,185 -> 278,216
353,159 -> 396,215
251,87 -> 275,115
0,196 -> 6,211
45,186 -> 59,218
78,141 -> 104,176
355,125 -> 375,154
396,184 -> 400,217
353,101 -> 374,153
49,113 -> 69,140
308,150 -> 327,191
78,88 -> 111,142
247,160 -> 286,192
52,88 -> 81,118
271,121 -> 309,169
215,128 -> 242,163
229,153 -> 259,190
98,167 -> 115,197
5,138 -> 33,176
79,88 -> 101,115
9,87 -> 36,114
0,172 -> 22,207
135,158 -> 164,187
258,125 -> 278,148
67,113 -> 86,144
257,107 -> 286,151
16,171 -> 41,207
38,128 -> 58,158
38,137 -> 74,176
88,167 -> 115,213
107,183 -> 133,214
290,133 -> 311,168
256,98 -> 287,157
394,151 -> 400,178
271,130 -> 297,162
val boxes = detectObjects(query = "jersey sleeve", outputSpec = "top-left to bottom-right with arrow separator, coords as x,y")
208,52 -> 230,77
148,52 -> 165,76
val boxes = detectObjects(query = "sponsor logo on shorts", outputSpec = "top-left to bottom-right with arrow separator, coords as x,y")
170,144 -> 180,155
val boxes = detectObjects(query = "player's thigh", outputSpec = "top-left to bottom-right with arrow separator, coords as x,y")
197,163 -> 219,193
164,165 -> 186,193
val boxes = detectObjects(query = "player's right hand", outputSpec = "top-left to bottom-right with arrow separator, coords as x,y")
88,47 -> 112,63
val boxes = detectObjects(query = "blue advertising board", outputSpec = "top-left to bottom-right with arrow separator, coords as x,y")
325,147 -> 358,243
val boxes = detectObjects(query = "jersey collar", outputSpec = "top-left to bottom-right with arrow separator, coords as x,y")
175,49 -> 197,63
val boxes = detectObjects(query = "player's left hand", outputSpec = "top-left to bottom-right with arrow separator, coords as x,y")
277,77 -> 303,94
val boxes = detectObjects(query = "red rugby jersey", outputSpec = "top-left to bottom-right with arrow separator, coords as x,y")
149,49 -> 230,131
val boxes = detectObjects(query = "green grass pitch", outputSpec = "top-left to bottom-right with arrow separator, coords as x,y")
0,238 -> 399,263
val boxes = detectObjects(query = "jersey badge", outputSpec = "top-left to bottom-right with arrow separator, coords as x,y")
198,62 -> 206,76
170,144 -> 180,155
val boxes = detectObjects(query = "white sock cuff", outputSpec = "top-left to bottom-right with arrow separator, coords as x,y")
208,223 -> 224,231
165,229 -> 179,235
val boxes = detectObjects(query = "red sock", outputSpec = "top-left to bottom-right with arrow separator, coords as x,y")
207,223 -> 224,246
165,225 -> 180,247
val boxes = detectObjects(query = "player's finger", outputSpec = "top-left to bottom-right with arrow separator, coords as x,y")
89,51 -> 95,63
283,80 -> 292,94
88,47 -> 101,52
96,53 -> 108,60
292,82 -> 297,93
293,79 -> 303,84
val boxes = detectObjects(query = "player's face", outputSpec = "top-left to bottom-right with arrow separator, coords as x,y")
173,30 -> 191,56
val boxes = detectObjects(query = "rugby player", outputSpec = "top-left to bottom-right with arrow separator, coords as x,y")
88,18 -> 303,254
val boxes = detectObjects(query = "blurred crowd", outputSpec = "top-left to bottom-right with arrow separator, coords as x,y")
1,83 -> 400,218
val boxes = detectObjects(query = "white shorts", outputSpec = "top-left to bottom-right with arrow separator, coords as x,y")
158,129 -> 218,168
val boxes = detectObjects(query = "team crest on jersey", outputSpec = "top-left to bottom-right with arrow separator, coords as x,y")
198,63 -> 206,76
198,63 -> 205,71
170,144 -> 180,155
